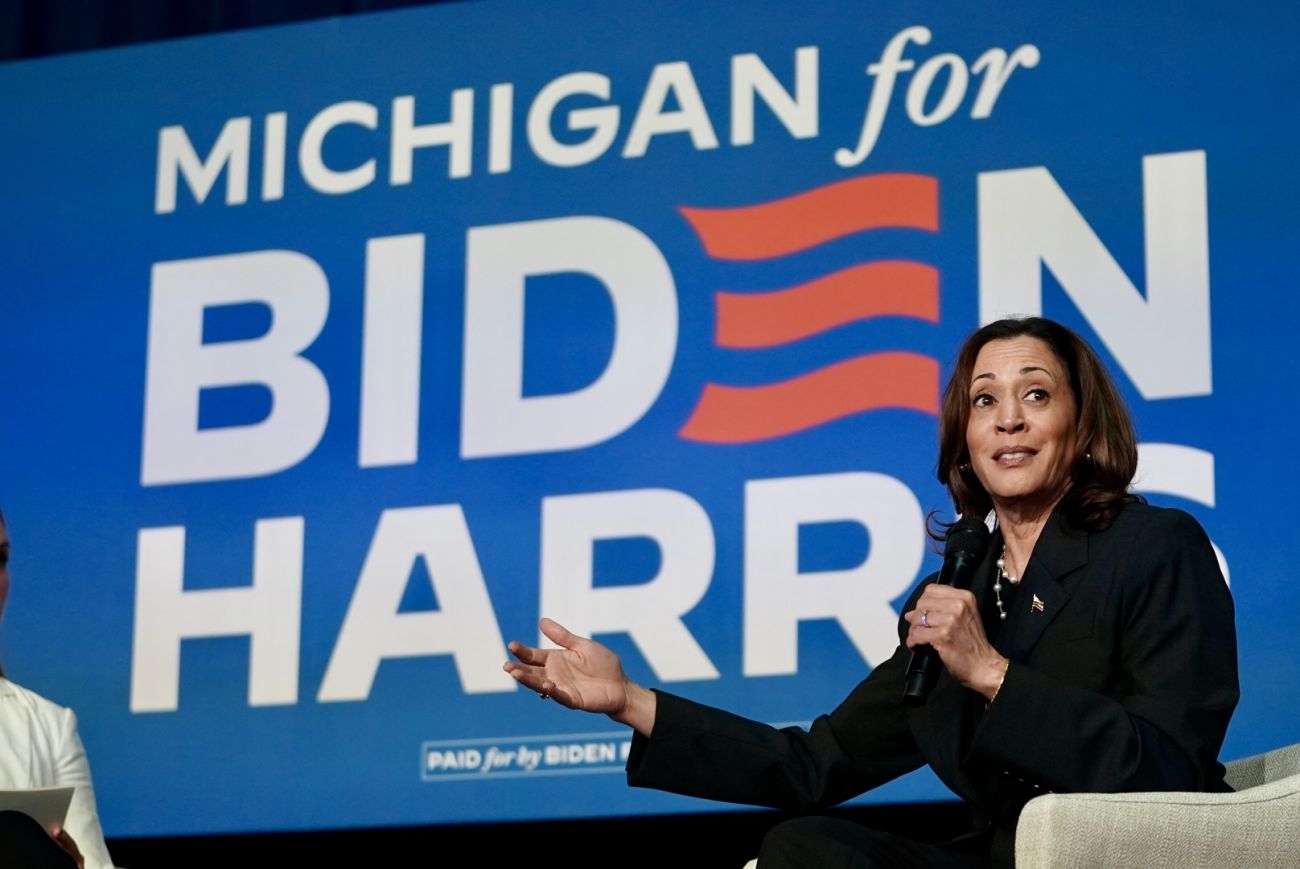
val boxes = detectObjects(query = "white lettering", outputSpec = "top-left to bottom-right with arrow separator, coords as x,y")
318,505 -> 514,701
358,234 -> 426,468
969,45 -> 1041,118
130,518 -> 303,712
141,251 -> 330,485
730,46 -> 819,146
905,53 -> 968,126
623,61 -> 719,158
299,101 -> 379,195
155,117 -> 251,213
978,151 -> 1211,399
835,26 -> 929,167
427,749 -> 482,771
261,111 -> 287,201
390,89 -> 474,183
540,489 -> 719,682
744,472 -> 924,675
461,216 -> 677,458
489,83 -> 514,174
527,72 -> 621,168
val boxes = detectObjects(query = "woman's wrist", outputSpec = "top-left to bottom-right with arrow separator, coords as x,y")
978,655 -> 1011,704
610,681 -> 657,737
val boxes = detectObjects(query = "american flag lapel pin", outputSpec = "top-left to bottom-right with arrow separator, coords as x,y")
1032,594 -> 1045,613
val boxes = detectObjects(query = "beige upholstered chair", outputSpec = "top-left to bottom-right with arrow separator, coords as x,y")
742,743 -> 1300,868
1015,742 -> 1300,868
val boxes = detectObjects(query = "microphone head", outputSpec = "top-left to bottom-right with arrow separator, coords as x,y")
944,515 -> 992,561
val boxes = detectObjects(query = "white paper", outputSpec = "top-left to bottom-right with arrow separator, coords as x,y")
0,786 -> 74,834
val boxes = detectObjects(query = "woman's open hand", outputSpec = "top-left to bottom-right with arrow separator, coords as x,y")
505,618 -> 657,735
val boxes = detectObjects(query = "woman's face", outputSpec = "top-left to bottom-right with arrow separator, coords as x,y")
965,336 -> 1079,515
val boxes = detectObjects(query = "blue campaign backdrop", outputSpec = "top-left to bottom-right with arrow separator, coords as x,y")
1,0 -> 1297,837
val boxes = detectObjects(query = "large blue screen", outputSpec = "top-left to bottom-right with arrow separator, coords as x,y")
0,0 -> 1296,837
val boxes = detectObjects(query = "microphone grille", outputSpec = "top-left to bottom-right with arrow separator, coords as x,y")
944,515 -> 992,560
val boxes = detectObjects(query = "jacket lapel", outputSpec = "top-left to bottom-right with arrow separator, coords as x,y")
916,536 -> 1004,804
995,505 -> 1090,661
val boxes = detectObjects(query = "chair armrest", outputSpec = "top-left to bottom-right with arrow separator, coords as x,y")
1015,774 -> 1300,868
1224,741 -> 1300,790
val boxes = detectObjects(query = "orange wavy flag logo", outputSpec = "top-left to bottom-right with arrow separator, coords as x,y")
677,173 -> 942,444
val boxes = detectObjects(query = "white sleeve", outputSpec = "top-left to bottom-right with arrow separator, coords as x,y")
54,707 -> 116,869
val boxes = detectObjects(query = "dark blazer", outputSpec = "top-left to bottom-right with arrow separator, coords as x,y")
626,502 -> 1239,867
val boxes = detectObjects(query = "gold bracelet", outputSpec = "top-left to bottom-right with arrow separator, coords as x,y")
985,659 -> 1011,710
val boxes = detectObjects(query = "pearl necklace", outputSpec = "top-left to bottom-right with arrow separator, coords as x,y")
993,547 -> 1021,621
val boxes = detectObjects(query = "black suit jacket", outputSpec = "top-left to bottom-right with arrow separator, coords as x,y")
626,502 -> 1239,867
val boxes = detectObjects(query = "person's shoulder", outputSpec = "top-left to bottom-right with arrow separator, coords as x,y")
0,677 -> 74,728
1103,500 -> 1208,542
1099,502 -> 1223,590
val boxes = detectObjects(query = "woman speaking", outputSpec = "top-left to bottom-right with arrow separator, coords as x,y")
504,317 -> 1239,868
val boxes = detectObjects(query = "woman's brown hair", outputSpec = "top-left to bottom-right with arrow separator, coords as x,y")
936,317 -> 1142,533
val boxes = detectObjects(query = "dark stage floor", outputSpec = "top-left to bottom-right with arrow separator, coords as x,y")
106,802 -> 974,868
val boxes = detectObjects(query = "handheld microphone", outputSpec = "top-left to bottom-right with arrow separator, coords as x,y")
903,516 -> 991,707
